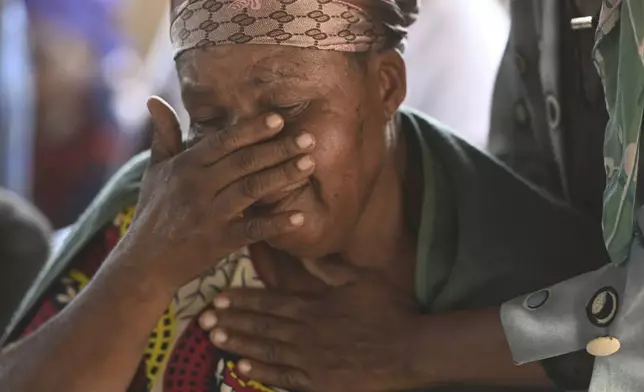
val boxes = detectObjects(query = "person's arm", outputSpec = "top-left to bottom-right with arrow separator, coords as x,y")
408,260 -> 611,390
408,307 -> 553,389
0,241 -> 174,392
199,259 -> 556,391
0,97 -> 317,392
408,262 -> 609,391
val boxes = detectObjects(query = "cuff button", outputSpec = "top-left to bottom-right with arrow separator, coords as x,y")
587,337 -> 621,357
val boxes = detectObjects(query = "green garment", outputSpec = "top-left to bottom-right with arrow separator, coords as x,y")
595,0 -> 644,265
404,109 -> 608,316
1,110 -> 609,391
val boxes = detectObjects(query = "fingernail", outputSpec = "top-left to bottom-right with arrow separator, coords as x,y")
199,312 -> 217,330
297,156 -> 314,171
290,213 -> 305,226
214,297 -> 230,309
265,114 -> 283,129
212,329 -> 228,344
238,360 -> 252,374
295,133 -> 314,149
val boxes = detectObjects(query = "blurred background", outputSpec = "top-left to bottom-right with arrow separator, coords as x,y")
0,0 -> 605,234
0,0 -> 184,229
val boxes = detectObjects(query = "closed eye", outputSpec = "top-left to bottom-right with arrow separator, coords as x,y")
194,116 -> 227,128
276,102 -> 309,118
191,116 -> 227,136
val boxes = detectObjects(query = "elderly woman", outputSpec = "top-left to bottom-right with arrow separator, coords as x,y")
0,1 -> 607,391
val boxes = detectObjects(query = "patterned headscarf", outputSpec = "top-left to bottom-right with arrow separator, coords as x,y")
170,0 -> 418,58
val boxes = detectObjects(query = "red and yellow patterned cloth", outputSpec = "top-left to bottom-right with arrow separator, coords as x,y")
19,206 -> 286,392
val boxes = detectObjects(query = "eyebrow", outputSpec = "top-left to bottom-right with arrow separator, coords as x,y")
181,69 -> 307,98
181,80 -> 215,98
249,67 -> 307,87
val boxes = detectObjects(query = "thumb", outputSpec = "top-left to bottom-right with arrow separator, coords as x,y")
147,96 -> 182,164
300,256 -> 361,287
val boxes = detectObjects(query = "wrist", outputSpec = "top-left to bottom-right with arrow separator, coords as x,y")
394,315 -> 444,390
397,309 -> 502,389
401,307 -> 544,389
374,315 -> 443,391
98,238 -> 180,304
113,228 -> 190,290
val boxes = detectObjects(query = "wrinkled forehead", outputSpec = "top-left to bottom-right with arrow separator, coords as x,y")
177,44 -> 353,93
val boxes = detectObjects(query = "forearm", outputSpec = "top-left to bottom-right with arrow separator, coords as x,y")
408,307 -> 553,389
0,243 -> 175,392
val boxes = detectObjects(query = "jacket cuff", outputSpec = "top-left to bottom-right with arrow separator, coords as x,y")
500,264 -> 625,365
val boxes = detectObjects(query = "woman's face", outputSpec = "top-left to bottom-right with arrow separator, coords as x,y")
177,45 -> 403,258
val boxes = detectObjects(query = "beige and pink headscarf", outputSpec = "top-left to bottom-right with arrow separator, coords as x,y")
170,0 -> 418,58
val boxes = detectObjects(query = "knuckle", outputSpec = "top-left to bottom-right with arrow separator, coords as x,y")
280,163 -> 300,182
279,370 -> 299,387
253,319 -> 271,335
208,131 -> 224,151
236,148 -> 259,172
216,129 -> 239,152
276,139 -> 293,159
244,219 -> 264,241
240,175 -> 264,199
264,342 -> 278,362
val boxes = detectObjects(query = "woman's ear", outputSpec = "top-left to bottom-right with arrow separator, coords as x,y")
374,50 -> 407,119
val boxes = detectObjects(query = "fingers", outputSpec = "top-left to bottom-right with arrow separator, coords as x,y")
210,131 -> 316,191
188,113 -> 285,166
197,306 -> 311,390
226,211 -> 305,246
213,289 -> 309,320
207,328 -> 303,373
234,360 -> 310,391
147,96 -> 182,164
214,154 -> 316,216
199,309 -> 300,343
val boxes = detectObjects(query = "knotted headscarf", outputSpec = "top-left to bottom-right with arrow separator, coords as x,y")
170,0 -> 418,58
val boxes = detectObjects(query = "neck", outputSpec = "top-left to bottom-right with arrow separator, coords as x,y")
254,121 -> 426,295
338,121 -> 421,293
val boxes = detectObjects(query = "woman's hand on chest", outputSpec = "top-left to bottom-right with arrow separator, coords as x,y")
198,245 -> 424,392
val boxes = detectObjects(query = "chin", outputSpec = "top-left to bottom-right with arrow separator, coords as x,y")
265,220 -> 331,259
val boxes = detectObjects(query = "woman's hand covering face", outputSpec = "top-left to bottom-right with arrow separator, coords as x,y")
119,97 -> 317,288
